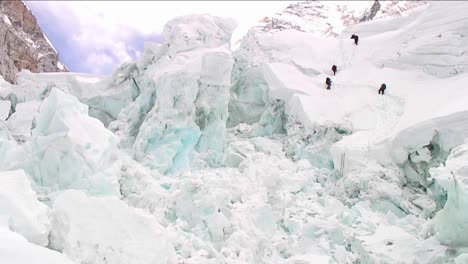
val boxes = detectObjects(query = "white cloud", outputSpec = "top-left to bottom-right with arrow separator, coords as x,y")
26,1 -> 293,74
85,52 -> 114,73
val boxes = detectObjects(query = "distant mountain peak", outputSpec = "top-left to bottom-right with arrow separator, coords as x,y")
0,0 -> 68,84
254,0 -> 430,37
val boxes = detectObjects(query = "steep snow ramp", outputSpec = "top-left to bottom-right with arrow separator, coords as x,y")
348,1 -> 468,78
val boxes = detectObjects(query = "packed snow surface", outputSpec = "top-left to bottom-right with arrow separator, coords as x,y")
1,2 -> 468,264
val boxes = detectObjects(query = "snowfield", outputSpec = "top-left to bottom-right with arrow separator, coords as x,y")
1,1 -> 468,264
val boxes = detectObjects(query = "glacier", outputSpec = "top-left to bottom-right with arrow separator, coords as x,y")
1,1 -> 468,264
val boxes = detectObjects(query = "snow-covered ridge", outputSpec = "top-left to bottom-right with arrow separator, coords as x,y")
1,2 -> 468,264
254,0 -> 429,37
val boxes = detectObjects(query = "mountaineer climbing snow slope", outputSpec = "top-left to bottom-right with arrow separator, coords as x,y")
1,1 -> 468,264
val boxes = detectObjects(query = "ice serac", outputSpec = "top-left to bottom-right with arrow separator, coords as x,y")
24,88 -> 119,194
6,100 -> 40,142
50,190 -> 174,264
14,71 -> 120,126
110,15 -> 236,174
431,143 -> 468,246
0,170 -> 50,246
0,70 -> 126,128
195,51 -> 234,166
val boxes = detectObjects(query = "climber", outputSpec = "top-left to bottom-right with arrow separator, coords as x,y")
332,65 -> 337,76
351,34 -> 359,45
325,77 -> 332,90
378,83 -> 386,95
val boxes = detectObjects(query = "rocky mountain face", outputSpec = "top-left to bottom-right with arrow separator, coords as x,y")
255,0 -> 430,37
0,0 -> 67,84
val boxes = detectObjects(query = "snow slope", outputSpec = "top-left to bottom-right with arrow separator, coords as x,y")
0,1 -> 468,264
0,226 -> 74,264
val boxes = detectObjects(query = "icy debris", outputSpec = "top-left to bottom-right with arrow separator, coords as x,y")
0,226 -> 74,264
50,190 -> 174,264
284,121 -> 348,169
223,138 -> 256,167
116,156 -> 170,218
0,170 -> 50,246
251,99 -> 286,137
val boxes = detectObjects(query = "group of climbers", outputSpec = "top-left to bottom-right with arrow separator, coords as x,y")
324,34 -> 386,95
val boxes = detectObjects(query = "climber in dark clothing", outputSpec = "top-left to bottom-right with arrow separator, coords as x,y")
351,34 -> 359,45
325,77 -> 332,90
378,83 -> 386,95
332,65 -> 337,76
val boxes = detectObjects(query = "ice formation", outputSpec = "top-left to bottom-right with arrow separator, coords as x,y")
1,1 -> 468,264
109,15 -> 236,174
29,88 -> 119,195
430,142 -> 468,246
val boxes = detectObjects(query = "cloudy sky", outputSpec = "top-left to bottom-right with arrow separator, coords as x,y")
26,1 -> 292,75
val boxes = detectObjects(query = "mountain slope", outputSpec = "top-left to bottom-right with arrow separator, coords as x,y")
0,0 -> 67,84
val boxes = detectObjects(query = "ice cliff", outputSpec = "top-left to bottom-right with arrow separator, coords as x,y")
1,1 -> 468,264
108,15 -> 237,174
